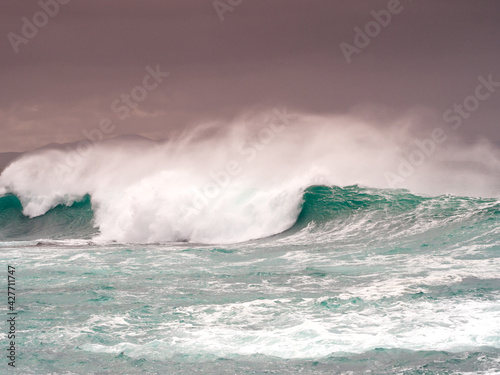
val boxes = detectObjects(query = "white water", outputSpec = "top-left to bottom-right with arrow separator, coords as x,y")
1,113 -> 499,244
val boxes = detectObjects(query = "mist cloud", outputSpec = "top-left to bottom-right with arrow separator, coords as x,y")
0,0 -> 499,152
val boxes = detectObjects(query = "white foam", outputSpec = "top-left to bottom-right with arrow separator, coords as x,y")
1,113 -> 499,244
74,296 -> 500,360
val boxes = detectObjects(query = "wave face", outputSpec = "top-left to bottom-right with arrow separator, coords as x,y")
0,115 -> 499,243
0,194 -> 95,241
282,185 -> 500,248
3,184 -> 499,373
0,185 -> 498,247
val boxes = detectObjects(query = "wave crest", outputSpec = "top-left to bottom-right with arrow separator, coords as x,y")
1,114 -> 499,244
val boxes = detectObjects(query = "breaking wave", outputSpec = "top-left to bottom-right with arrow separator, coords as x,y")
0,114 -> 499,244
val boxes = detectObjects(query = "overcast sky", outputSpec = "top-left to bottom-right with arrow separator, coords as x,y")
1,0 -> 499,152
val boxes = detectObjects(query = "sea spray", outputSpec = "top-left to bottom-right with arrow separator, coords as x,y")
0,113 -> 499,243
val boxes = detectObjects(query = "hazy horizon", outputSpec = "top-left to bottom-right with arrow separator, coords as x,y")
1,0 -> 500,152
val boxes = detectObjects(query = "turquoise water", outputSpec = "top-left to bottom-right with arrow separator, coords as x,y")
1,186 -> 499,374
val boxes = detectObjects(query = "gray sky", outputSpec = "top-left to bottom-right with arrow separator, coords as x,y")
1,0 -> 499,152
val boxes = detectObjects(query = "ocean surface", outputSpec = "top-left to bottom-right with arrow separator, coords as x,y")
1,185 -> 499,374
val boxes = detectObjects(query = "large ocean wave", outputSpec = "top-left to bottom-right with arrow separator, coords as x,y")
1,116 -> 499,374
1,115 -> 499,244
0,185 -> 498,246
